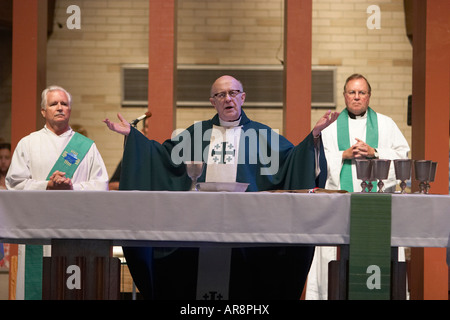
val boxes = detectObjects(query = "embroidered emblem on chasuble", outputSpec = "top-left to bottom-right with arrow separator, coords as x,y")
211,142 -> 236,164
205,125 -> 242,183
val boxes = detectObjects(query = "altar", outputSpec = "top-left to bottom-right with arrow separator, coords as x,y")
0,190 -> 448,299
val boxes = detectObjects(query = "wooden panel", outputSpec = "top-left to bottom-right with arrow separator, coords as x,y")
42,240 -> 120,300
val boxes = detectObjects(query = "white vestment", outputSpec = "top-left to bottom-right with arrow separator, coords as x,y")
6,126 -> 109,299
305,111 -> 410,300
321,112 -> 410,192
6,126 -> 109,191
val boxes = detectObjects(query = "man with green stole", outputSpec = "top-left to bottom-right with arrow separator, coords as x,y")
104,75 -> 339,299
6,86 -> 109,299
306,74 -> 410,300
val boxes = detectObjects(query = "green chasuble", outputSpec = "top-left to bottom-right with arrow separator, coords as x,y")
119,110 -> 328,300
120,110 -> 327,192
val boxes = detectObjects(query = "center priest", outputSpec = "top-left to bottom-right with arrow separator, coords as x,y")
104,75 -> 339,300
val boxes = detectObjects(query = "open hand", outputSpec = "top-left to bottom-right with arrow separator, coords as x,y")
103,113 -> 131,136
312,110 -> 340,137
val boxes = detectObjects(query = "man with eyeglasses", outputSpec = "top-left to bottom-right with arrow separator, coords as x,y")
305,73 -> 410,300
104,75 -> 339,300
321,73 -> 409,193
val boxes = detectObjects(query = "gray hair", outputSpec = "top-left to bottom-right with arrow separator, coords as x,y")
41,85 -> 72,110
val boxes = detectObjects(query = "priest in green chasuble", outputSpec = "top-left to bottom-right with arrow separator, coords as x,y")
104,75 -> 339,300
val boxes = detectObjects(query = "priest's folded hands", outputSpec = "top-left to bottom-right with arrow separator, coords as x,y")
46,170 -> 73,190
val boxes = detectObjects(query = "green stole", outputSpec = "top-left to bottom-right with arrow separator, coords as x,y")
337,107 -> 378,192
46,132 -> 94,180
25,132 -> 93,300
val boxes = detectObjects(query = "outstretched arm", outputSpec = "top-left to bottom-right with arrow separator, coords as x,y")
312,110 -> 339,137
103,113 -> 131,136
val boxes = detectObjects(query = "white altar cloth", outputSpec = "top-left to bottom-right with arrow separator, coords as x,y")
0,191 -> 449,248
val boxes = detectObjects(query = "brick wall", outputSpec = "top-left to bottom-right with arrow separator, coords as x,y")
47,0 -> 150,174
46,0 -> 412,177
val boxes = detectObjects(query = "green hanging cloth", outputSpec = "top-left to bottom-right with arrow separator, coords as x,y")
348,193 -> 392,299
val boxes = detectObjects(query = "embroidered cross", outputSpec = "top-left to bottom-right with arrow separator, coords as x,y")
202,291 -> 223,300
211,142 -> 235,164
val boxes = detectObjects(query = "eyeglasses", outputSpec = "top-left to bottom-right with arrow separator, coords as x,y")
212,90 -> 242,99
345,90 -> 369,97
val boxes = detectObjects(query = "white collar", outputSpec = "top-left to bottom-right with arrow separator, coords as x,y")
349,112 -> 367,120
219,117 -> 241,127
44,125 -> 73,137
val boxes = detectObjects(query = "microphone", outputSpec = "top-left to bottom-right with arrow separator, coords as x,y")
130,111 -> 152,127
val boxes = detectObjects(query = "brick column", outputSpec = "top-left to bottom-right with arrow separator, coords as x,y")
410,0 -> 450,300
148,0 -> 176,143
11,0 -> 47,148
283,0 -> 312,144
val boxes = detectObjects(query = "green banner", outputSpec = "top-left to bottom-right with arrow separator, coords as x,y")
25,245 -> 43,300
349,193 -> 391,299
